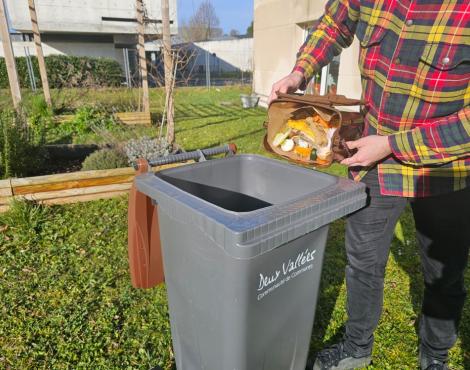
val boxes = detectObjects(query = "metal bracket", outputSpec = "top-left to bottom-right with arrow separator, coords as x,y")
196,149 -> 207,162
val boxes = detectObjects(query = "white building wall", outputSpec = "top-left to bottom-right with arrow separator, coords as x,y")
0,41 -> 125,66
193,38 -> 253,72
5,0 -> 178,35
253,0 -> 362,107
336,39 -> 362,100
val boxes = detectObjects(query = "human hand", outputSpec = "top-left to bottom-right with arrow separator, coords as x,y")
341,135 -> 392,167
268,72 -> 304,104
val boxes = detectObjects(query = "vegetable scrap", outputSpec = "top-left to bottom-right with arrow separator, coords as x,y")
281,139 -> 294,152
272,114 -> 338,164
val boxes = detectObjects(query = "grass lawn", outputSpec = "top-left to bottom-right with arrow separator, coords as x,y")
1,87 -> 469,369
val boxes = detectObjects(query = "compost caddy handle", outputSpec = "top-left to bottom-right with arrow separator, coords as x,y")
133,143 -> 238,170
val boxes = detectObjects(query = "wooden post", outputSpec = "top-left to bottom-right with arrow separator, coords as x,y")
28,0 -> 51,107
0,0 -> 22,110
161,0 -> 174,143
136,0 -> 150,113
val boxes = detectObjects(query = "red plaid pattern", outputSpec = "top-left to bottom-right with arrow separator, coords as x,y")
294,0 -> 470,197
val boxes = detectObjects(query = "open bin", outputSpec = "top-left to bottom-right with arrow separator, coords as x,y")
129,154 -> 366,370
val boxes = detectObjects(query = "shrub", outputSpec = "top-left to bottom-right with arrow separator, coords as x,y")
0,56 -> 41,89
125,136 -> 172,164
0,199 -> 49,240
0,109 -> 47,178
27,95 -> 54,139
0,55 -> 123,89
81,148 -> 129,171
50,107 -> 119,140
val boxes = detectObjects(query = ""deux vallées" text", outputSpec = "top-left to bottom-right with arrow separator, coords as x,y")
258,248 -> 317,293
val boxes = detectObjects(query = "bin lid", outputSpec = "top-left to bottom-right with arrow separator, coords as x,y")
136,155 -> 367,259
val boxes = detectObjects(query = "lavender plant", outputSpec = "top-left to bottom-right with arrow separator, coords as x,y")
124,136 -> 173,163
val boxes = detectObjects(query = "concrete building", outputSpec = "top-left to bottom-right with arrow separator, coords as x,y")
253,0 -> 362,107
190,38 -> 253,74
147,37 -> 253,74
143,37 -> 253,87
1,0 -> 178,68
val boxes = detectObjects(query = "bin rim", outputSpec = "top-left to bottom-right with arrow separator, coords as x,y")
155,154 -> 342,215
135,155 -> 367,247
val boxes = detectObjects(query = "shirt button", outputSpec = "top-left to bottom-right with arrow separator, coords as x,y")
395,57 -> 401,64
384,92 -> 391,98
405,19 -> 413,27
442,57 -> 450,65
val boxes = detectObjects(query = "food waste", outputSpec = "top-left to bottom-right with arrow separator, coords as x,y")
272,114 -> 337,164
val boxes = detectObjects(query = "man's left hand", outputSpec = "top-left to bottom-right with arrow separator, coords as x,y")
341,135 -> 392,167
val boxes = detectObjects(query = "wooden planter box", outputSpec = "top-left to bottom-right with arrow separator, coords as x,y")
54,112 -> 152,126
0,162 -> 186,213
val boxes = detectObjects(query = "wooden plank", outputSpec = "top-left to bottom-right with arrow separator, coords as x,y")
121,122 -> 151,126
120,119 -> 152,126
0,191 -> 127,212
0,0 -> 22,109
41,190 -> 129,205
14,174 -> 135,195
117,112 -> 150,116
117,112 -> 150,115
115,112 -> 151,126
15,183 -> 132,201
120,119 -> 150,121
11,167 -> 135,187
55,112 -> 151,126
10,163 -> 187,189
0,179 -> 11,189
28,0 -> 51,107
119,120 -> 151,124
0,162 -> 191,208
0,179 -> 13,197
53,114 -> 74,124
0,188 -> 12,197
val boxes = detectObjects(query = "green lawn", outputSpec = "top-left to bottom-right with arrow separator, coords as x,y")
0,87 -> 469,369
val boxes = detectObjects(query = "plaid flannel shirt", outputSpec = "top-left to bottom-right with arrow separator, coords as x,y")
294,0 -> 470,197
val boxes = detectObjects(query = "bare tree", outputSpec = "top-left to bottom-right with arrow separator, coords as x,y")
181,1 -> 222,42
161,0 -> 175,144
147,46 -> 198,88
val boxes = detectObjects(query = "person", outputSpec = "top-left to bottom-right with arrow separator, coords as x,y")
269,1 -> 470,369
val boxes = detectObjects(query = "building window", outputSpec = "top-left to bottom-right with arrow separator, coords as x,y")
23,34 -> 34,42
11,33 -> 34,42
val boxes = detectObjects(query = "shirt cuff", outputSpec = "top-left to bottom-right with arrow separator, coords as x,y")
292,58 -> 320,86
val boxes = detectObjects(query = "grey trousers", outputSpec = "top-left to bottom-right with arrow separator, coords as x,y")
343,168 -> 470,362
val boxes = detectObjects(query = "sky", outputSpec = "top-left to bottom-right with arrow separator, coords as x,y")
177,0 -> 254,35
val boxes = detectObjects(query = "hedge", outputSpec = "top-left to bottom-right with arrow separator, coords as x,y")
0,55 -> 123,89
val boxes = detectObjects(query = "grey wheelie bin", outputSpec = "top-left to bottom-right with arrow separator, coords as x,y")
134,154 -> 367,370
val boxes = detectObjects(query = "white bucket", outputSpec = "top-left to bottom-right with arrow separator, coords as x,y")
241,94 -> 260,109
